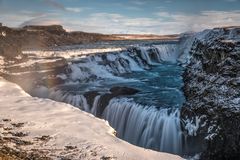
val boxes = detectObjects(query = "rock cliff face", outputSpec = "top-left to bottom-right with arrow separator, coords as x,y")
181,27 -> 240,159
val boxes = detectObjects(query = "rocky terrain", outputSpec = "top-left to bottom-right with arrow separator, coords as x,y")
181,27 -> 240,159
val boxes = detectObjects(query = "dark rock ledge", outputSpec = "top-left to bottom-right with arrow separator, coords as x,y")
181,27 -> 240,160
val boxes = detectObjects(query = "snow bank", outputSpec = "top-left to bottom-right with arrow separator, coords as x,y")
0,77 -> 182,160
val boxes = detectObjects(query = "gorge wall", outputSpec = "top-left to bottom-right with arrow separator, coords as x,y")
181,27 -> 240,159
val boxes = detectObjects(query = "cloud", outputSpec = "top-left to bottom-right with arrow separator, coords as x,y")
59,12 -> 176,34
19,9 -> 233,35
165,0 -> 172,3
155,10 -> 240,31
62,10 -> 240,34
19,10 -> 46,17
125,6 -> 142,11
3,9 -> 240,34
42,0 -> 65,10
42,0 -> 83,13
224,0 -> 237,2
0,12 -> 38,27
65,7 -> 82,13
19,16 -> 61,27
1,0 -> 240,35
130,0 -> 146,5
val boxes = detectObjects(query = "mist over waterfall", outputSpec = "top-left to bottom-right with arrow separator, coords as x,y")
29,41 -> 193,155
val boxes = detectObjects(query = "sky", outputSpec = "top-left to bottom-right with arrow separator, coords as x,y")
1,0 -> 240,34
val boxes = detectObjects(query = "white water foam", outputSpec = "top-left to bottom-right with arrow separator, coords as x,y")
91,95 -> 101,116
48,90 -> 90,112
119,53 -> 143,71
154,44 -> 179,63
139,47 -> 154,65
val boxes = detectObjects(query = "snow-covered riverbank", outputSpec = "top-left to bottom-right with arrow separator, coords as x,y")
0,77 -> 182,160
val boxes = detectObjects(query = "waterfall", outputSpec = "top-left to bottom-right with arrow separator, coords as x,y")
91,95 -> 101,116
46,88 -> 184,155
119,53 -> 143,71
81,95 -> 90,112
33,87 -> 185,155
62,44 -> 180,83
103,98 -> 183,154
69,60 -> 121,82
48,89 -> 90,112
139,47 -> 154,65
70,64 -> 91,81
29,43 -> 186,155
154,44 -> 179,63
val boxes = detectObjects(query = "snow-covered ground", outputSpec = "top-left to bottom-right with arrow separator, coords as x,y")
0,77 -> 182,160
23,48 -> 125,59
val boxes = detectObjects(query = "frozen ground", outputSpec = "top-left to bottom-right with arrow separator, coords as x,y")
0,77 -> 182,160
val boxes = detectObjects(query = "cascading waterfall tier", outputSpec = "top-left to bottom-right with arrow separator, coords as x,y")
46,89 -> 184,154
30,43 -> 189,155
103,98 -> 182,154
48,89 -> 90,112
59,44 -> 180,84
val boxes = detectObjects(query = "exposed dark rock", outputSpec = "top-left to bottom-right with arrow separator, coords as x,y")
3,137 -> 33,146
0,43 -> 22,59
2,119 -> 11,122
201,111 -> 240,160
10,132 -> 28,137
96,93 -> 115,117
23,25 -> 66,35
0,146 -> 52,160
110,86 -> 139,96
148,48 -> 161,63
181,27 -> 240,159
83,91 -> 100,108
64,146 -> 77,150
128,47 -> 151,69
98,53 -> 132,74
34,135 -> 52,142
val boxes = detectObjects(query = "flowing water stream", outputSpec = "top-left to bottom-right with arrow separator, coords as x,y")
32,42 -> 189,155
